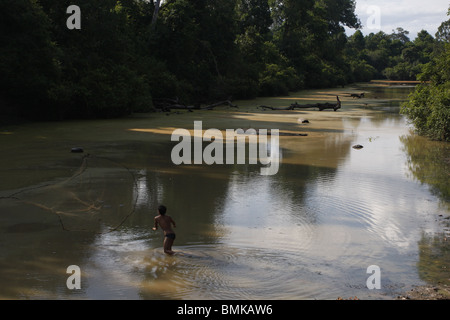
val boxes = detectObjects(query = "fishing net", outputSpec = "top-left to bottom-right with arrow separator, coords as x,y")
0,154 -> 139,234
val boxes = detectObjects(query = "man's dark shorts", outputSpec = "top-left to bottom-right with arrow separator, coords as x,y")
165,233 -> 176,240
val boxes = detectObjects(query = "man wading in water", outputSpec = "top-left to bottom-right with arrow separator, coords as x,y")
152,205 -> 177,255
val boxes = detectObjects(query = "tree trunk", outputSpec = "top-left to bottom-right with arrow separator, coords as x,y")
151,0 -> 161,30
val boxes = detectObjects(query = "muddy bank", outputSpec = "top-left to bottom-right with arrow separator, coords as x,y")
397,284 -> 450,300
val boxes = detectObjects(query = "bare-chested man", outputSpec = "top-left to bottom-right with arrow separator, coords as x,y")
152,205 -> 176,255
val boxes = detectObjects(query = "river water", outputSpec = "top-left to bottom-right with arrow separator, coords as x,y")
0,84 -> 448,299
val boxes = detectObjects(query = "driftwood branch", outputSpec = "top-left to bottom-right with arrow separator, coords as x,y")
259,96 -> 341,112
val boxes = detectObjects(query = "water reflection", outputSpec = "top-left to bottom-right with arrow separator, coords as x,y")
134,170 -> 149,208
79,134 -> 356,299
400,133 -> 450,204
399,132 -> 450,287
417,233 -> 450,286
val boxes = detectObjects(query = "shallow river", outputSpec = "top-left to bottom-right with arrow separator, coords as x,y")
0,84 -> 448,299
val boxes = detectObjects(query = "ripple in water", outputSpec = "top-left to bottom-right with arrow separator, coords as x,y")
136,244 -> 352,300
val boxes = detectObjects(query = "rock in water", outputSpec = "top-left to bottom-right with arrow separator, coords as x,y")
352,145 -> 364,149
71,147 -> 84,153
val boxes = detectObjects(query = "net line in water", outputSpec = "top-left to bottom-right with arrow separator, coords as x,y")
0,154 -> 140,234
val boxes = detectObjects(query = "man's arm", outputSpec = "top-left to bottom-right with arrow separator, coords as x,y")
152,217 -> 158,231
171,217 -> 176,228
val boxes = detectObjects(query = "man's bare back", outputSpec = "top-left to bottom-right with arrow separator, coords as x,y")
153,214 -> 176,235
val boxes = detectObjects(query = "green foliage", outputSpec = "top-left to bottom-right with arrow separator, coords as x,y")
0,0 -> 60,117
259,64 -> 301,96
348,60 -> 377,82
345,28 -> 438,82
270,0 -> 360,89
382,62 -> 423,81
401,10 -> 450,141
436,6 -> 450,42
401,42 -> 450,141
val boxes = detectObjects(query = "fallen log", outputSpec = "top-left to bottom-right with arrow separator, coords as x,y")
293,96 -> 341,111
259,96 -> 341,112
258,105 -> 294,111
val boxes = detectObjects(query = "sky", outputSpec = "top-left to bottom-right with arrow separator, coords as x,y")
345,0 -> 450,39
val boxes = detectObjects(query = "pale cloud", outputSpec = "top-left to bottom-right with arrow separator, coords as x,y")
346,0 -> 449,39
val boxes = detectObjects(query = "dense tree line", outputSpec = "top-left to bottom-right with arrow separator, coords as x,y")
401,8 -> 450,142
0,0 -> 447,120
345,27 -> 438,82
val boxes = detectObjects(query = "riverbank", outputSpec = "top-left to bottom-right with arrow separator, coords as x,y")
397,284 -> 450,300
370,80 -> 430,85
